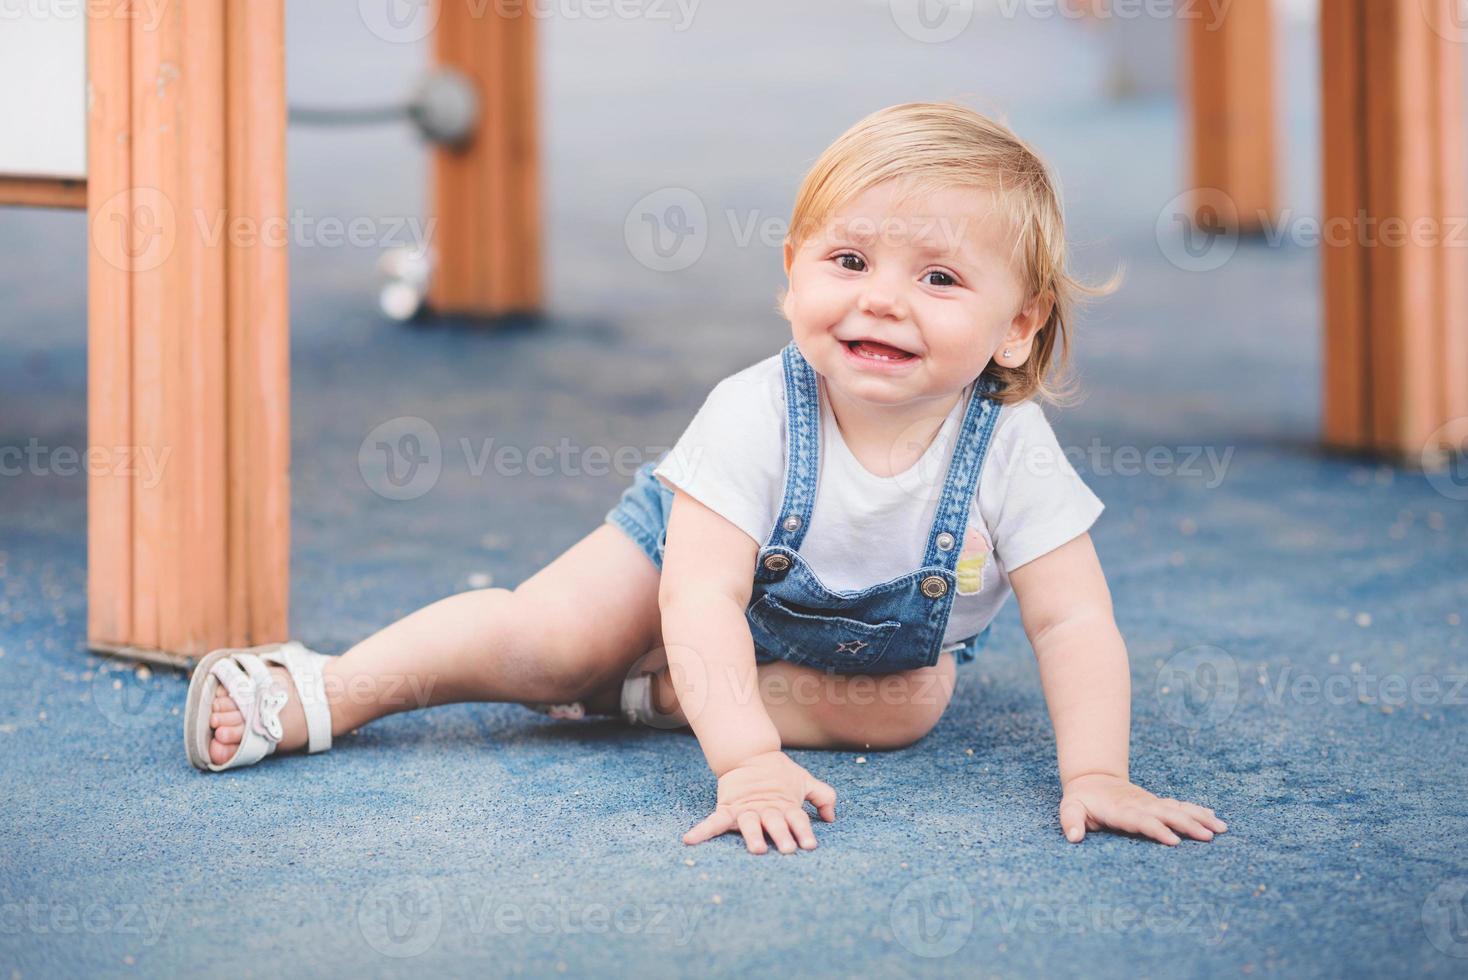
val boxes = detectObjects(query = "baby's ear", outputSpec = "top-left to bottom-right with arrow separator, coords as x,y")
777,286 -> 794,322
1008,293 -> 1051,346
782,239 -> 796,275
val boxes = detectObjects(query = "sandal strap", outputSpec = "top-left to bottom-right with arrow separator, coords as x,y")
259,641 -> 334,754
208,654 -> 288,769
620,674 -> 656,726
620,647 -> 670,726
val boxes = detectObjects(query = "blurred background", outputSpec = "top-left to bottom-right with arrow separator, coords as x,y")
1,0 -> 1336,618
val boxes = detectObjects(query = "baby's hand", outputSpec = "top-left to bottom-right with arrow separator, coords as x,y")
683,750 -> 837,854
1059,773 -> 1228,846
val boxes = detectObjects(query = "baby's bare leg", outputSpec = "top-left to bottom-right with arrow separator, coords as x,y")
326,524 -> 665,730
208,524 -> 663,761
639,653 -> 958,752
758,653 -> 957,750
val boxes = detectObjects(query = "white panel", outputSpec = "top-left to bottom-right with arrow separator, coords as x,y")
0,2 -> 88,178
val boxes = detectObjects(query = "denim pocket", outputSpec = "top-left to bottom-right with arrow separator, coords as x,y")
746,594 -> 900,672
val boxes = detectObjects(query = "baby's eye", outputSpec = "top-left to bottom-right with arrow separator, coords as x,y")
923,269 -> 957,287
833,252 -> 866,272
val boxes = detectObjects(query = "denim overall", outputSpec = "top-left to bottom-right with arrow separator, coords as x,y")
604,341 -> 1003,673
742,342 -> 1003,674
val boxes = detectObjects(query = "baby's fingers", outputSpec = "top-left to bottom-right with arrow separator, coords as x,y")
1158,808 -> 1215,842
1103,810 -> 1181,846
1174,800 -> 1228,834
1150,803 -> 1221,845
737,810 -> 768,854
1059,798 -> 1089,843
805,778 -> 838,822
683,810 -> 734,846
760,809 -> 799,855
1135,815 -> 1182,846
784,807 -> 818,850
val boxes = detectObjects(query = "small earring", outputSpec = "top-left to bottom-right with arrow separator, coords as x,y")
1002,348 -> 1012,360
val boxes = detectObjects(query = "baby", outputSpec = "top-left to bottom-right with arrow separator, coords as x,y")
185,102 -> 1227,854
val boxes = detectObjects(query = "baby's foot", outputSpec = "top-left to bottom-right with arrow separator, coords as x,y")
524,685 -> 620,721
208,666 -> 308,765
647,667 -> 686,724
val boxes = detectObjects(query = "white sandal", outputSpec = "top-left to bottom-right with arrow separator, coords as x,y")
184,641 -> 334,771
522,647 -> 667,727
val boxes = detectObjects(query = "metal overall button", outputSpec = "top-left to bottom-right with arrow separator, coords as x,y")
763,553 -> 791,573
920,575 -> 948,599
935,532 -> 955,552
782,514 -> 802,532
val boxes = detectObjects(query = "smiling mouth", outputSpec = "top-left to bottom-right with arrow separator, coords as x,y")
845,338 -> 917,362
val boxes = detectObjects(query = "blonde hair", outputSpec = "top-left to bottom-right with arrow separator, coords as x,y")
781,101 -> 1115,406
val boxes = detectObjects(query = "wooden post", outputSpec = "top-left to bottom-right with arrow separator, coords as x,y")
1319,0 -> 1468,460
429,0 -> 541,317
1184,0 -> 1276,232
86,0 -> 290,666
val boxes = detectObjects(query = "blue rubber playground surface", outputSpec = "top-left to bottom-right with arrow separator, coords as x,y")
1,3 -> 1465,976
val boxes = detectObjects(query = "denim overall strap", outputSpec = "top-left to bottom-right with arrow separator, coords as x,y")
919,374 -> 1003,571
764,341 -> 821,550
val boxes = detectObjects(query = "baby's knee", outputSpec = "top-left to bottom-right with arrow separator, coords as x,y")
822,659 -> 956,750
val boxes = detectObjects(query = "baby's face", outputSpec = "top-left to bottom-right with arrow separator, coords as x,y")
782,179 -> 1039,407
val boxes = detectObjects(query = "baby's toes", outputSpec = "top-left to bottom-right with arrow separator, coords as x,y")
208,730 -> 242,765
214,721 -> 244,743
211,708 -> 244,730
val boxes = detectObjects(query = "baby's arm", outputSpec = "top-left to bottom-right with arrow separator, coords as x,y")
657,487 -> 837,853
1009,532 -> 1229,846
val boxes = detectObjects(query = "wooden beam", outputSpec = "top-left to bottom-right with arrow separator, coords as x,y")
226,0 -> 292,648
1319,0 -> 1468,460
0,176 -> 86,210
429,0 -> 541,317
86,0 -> 290,665
1184,0 -> 1276,232
86,9 -> 133,648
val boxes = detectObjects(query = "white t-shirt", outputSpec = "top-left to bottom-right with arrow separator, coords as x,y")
652,352 -> 1105,646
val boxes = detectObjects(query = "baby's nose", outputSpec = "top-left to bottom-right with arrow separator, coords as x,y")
858,284 -> 908,319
